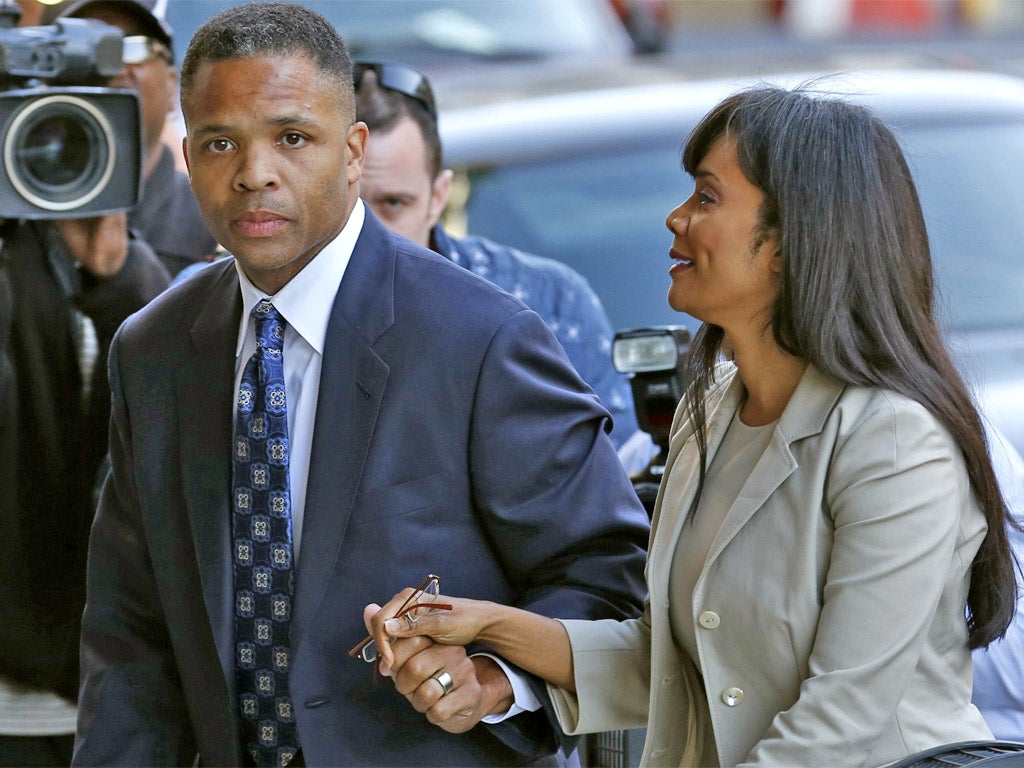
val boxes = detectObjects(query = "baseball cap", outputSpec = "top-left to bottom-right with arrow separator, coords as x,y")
48,0 -> 174,57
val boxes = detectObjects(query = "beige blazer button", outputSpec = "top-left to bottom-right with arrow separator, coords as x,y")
722,687 -> 744,707
698,610 -> 720,629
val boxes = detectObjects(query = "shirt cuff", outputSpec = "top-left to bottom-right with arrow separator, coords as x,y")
473,653 -> 542,723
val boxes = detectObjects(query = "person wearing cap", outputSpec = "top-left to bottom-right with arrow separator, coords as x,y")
52,0 -> 219,276
354,61 -> 654,472
0,5 -> 172,765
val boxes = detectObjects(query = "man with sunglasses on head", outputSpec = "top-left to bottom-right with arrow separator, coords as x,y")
354,61 -> 653,472
50,0 -> 219,277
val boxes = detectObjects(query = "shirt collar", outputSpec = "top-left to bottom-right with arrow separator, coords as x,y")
235,199 -> 366,357
430,223 -> 458,264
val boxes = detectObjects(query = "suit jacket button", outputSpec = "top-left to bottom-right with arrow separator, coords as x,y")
721,687 -> 744,707
698,610 -> 720,629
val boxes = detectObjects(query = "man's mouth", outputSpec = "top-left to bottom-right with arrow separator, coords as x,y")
236,210 -> 288,238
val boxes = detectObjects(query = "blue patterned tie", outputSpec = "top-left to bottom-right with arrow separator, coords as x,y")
232,300 -> 299,767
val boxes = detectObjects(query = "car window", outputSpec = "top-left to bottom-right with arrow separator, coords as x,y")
900,121 -> 1024,332
459,144 -> 692,333
457,120 -> 1024,335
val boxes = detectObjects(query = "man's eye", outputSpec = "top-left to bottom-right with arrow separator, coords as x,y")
208,138 -> 234,154
698,191 -> 715,206
281,133 -> 307,147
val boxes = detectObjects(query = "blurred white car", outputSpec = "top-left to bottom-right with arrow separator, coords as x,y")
438,65 -> 1024,457
164,0 -> 634,68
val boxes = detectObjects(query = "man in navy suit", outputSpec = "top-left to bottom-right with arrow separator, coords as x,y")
73,4 -> 648,766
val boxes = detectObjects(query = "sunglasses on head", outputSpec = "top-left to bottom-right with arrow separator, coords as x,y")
353,60 -> 437,120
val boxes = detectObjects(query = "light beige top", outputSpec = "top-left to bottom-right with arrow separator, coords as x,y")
669,410 -> 776,672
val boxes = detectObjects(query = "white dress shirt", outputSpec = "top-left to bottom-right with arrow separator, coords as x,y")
233,201 -> 363,560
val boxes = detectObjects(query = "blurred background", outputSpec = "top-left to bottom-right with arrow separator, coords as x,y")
19,0 -> 1022,457
18,0 -> 1022,75
8,2 -> 1024,764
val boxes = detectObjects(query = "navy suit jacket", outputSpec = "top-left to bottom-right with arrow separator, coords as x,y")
74,211 -> 649,766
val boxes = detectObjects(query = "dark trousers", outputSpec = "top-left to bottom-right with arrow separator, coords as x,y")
0,733 -> 74,767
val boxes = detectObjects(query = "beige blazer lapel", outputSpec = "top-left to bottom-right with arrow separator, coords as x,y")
638,369 -> 744,767
704,364 -> 847,575
649,369 -> 744,581
705,430 -> 797,568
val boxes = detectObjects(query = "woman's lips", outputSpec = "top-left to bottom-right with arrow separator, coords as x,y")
669,249 -> 693,274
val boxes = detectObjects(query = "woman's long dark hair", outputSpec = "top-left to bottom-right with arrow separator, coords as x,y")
679,83 -> 1017,648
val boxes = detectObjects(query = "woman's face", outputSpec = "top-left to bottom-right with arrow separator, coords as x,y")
665,136 -> 781,335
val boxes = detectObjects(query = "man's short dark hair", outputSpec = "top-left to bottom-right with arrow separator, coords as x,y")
180,1 -> 354,117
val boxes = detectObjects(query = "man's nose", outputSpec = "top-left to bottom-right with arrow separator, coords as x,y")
233,147 -> 280,192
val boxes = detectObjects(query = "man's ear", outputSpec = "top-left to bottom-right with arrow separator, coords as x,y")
182,136 -> 190,177
346,121 -> 369,183
428,169 -> 454,229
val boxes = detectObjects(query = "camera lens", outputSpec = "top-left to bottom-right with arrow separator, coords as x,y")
4,94 -> 116,212
21,114 -> 94,185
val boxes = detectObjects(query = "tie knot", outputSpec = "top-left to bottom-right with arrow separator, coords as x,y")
252,300 -> 285,353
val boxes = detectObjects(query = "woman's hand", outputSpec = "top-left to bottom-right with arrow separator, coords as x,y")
362,589 -> 576,691
363,591 -> 490,671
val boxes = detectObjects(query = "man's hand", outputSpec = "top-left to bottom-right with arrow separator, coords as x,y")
369,617 -> 514,734
56,214 -> 129,277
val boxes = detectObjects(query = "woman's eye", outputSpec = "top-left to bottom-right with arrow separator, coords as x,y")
698,191 -> 715,206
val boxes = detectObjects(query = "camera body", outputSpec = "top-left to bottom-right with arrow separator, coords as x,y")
0,9 -> 141,219
613,326 -> 693,515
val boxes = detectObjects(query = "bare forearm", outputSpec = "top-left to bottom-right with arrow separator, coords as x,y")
474,602 -> 576,692
371,593 -> 577,692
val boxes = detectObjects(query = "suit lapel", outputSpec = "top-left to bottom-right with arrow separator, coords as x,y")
652,371 -> 745,586
705,430 -> 798,565
704,364 -> 846,567
177,263 -> 242,681
291,213 -> 396,651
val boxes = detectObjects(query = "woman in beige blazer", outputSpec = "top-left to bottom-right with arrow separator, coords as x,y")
365,84 -> 1020,766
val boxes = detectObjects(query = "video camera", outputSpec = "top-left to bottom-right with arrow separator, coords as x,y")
0,1 -> 140,220
613,326 -> 692,516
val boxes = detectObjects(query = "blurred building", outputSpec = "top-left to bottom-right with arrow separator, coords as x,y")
663,0 -> 1024,36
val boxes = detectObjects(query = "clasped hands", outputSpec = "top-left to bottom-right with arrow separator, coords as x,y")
354,580 -> 510,734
